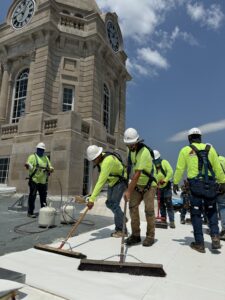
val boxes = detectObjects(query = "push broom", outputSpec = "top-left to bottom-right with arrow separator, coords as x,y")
34,206 -> 89,259
78,200 -> 166,277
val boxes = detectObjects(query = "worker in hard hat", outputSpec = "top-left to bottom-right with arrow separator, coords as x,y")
153,150 -> 175,228
123,128 -> 157,247
86,145 -> 128,238
217,153 -> 225,241
173,127 -> 225,253
25,142 -> 54,218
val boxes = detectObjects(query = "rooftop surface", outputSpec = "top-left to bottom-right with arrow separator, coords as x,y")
0,193 -> 225,300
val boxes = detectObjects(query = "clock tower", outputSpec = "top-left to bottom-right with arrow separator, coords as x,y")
0,0 -> 131,196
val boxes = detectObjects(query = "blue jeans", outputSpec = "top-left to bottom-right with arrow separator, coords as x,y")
190,194 -> 219,243
159,188 -> 174,222
106,181 -> 127,232
217,193 -> 225,230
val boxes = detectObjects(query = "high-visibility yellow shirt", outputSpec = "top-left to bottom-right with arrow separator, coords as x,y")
89,154 -> 127,202
130,146 -> 156,187
173,143 -> 225,184
219,155 -> 225,174
155,159 -> 173,188
27,153 -> 53,184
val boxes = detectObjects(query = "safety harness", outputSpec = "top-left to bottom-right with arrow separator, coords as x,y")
188,144 -> 218,199
129,143 -> 156,195
190,144 -> 215,180
155,161 -> 166,177
155,160 -> 172,190
28,153 -> 50,183
95,152 -> 127,186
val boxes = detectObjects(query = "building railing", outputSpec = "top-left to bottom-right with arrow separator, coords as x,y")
44,119 -> 57,135
60,15 -> 85,30
1,124 -> 18,139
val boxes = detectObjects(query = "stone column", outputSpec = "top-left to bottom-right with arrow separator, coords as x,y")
0,61 -> 11,122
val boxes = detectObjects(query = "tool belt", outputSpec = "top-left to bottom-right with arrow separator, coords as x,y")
135,179 -> 154,196
112,176 -> 127,187
159,181 -> 171,191
188,176 -> 219,200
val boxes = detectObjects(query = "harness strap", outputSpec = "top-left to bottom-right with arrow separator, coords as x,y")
190,144 -> 215,182
129,144 -> 156,194
29,154 -> 39,181
95,153 -> 126,183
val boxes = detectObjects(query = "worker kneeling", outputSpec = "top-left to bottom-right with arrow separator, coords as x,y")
86,145 -> 128,238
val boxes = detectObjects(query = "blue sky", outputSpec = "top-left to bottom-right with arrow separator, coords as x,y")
1,0 -> 225,168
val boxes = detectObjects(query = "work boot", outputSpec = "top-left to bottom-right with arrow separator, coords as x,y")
111,231 -> 128,238
125,235 -> 141,245
170,221 -> 176,229
180,218 -> 185,224
219,230 -> 225,241
211,236 -> 221,250
142,237 -> 155,247
27,213 -> 36,218
190,242 -> 205,253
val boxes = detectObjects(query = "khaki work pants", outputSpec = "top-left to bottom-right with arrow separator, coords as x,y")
129,186 -> 156,238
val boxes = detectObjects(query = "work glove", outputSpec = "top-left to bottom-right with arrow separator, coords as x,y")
159,179 -> 166,186
49,167 -> 54,173
24,163 -> 33,170
87,201 -> 94,210
173,184 -> 179,195
219,183 -> 225,194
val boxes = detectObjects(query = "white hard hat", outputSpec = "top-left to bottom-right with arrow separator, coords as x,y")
188,127 -> 202,136
36,142 -> 46,150
153,150 -> 160,160
87,145 -> 103,161
123,128 -> 140,144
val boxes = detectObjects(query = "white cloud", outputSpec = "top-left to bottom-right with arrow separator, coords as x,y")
126,58 -> 158,77
96,0 -> 223,78
187,3 -> 224,30
156,26 -> 198,50
168,119 -> 225,142
96,0 -> 180,42
137,48 -> 169,69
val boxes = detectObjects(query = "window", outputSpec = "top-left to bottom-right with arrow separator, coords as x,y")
103,83 -> 110,132
12,68 -> 29,123
62,86 -> 74,112
0,157 -> 10,184
83,159 -> 90,195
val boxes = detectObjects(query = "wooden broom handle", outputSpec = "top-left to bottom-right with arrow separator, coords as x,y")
59,207 -> 89,249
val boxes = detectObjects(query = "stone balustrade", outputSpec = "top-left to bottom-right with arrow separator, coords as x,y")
44,119 -> 57,135
1,124 -> 18,139
60,15 -> 85,30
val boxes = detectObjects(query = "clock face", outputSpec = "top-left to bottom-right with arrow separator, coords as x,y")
11,0 -> 35,29
106,20 -> 120,52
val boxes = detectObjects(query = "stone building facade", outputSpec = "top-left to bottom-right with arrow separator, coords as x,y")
0,0 -> 131,196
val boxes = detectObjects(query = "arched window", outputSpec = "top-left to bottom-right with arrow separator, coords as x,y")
12,68 -> 29,123
103,83 -> 110,132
